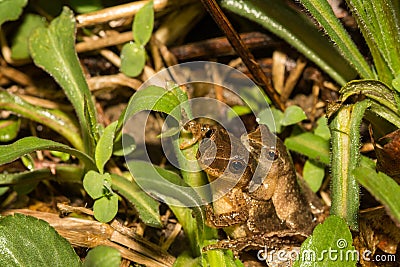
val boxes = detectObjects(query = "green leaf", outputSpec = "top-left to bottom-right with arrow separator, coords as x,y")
258,107 -> 283,133
83,171 -> 111,200
50,150 -> 71,162
303,160 -> 325,192
0,136 -> 96,170
93,194 -> 118,223
340,80 -> 399,115
29,7 -> 98,154
354,157 -> 400,226
227,105 -> 251,120
111,173 -> 161,227
280,105 -> 307,126
11,14 -> 46,60
95,121 -> 117,174
113,133 -> 136,156
284,132 -> 330,165
0,116 -> 20,142
83,245 -> 121,267
117,85 -> 181,134
21,154 -> 34,170
133,0 -> 154,46
293,215 -> 356,266
0,0 -> 27,26
0,166 -> 84,186
0,90 -> 83,150
299,0 -> 374,79
0,213 -> 81,267
120,42 -> 146,77
69,0 -> 103,13
220,0 -> 357,85
314,116 -> 330,140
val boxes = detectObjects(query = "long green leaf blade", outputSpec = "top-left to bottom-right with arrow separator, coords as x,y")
111,173 -> 162,228
0,136 -> 96,170
29,7 -> 98,154
300,0 -> 374,79
0,89 -> 83,150
0,166 -> 84,186
354,158 -> 400,226
220,0 -> 357,85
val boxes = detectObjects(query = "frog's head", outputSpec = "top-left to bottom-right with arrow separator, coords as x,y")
196,126 -> 256,190
241,124 -> 294,201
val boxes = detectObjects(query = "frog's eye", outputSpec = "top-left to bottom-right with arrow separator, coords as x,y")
204,128 -> 214,138
266,148 -> 279,161
229,159 -> 246,173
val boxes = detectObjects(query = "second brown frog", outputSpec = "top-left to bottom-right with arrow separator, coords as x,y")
194,123 -> 323,251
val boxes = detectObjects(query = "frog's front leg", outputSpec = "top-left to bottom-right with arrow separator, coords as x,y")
206,187 -> 249,228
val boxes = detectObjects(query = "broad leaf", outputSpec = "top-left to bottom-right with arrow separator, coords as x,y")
303,159 -> 325,192
280,105 -> 307,126
83,246 -> 121,267
0,213 -> 81,267
294,215 -> 356,266
120,42 -> 146,77
111,173 -> 162,227
284,132 -> 330,165
93,194 -> 118,223
133,0 -> 154,45
0,136 -> 96,170
29,7 -> 98,153
0,0 -> 27,26
95,121 -> 117,174
117,85 -> 181,134
83,171 -> 111,200
354,157 -> 400,226
11,14 -> 46,60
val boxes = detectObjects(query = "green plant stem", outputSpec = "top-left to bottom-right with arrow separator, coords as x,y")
300,0 -> 374,79
329,100 -> 370,230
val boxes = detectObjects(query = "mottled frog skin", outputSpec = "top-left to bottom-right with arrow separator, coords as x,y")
196,124 -> 317,251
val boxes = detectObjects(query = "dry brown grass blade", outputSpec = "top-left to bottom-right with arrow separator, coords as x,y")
200,0 -> 285,111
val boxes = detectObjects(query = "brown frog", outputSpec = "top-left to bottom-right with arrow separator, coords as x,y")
196,124 -> 319,251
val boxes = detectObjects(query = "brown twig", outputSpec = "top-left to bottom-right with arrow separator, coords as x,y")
200,0 -> 285,111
